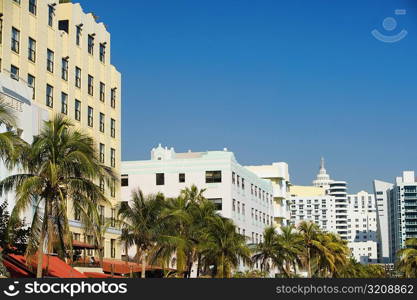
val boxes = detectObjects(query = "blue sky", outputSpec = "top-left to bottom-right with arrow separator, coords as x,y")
79,0 -> 417,193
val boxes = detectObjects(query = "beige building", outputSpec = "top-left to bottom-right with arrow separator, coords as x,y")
0,0 -> 122,259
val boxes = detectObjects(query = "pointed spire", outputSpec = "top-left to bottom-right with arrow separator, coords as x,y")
320,157 -> 325,170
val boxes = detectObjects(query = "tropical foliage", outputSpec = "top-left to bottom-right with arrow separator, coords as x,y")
397,238 -> 417,278
0,116 -> 116,278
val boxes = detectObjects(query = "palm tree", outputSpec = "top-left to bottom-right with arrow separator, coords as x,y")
0,115 -> 115,278
315,232 -> 349,277
118,189 -> 165,278
277,225 -> 304,277
397,238 -> 417,278
251,227 -> 279,273
0,99 -> 22,168
199,216 -> 252,278
298,221 -> 322,278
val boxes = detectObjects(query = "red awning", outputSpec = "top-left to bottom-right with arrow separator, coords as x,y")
7,253 -> 87,278
72,240 -> 98,250
102,258 -> 175,275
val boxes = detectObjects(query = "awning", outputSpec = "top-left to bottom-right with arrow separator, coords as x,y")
102,258 -> 175,275
72,240 -> 98,250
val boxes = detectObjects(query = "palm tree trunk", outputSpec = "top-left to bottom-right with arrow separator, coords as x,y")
36,205 -> 49,278
307,247 -> 312,278
196,254 -> 201,278
141,252 -> 146,279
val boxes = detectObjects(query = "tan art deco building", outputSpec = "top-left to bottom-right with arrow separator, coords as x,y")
0,0 -> 122,259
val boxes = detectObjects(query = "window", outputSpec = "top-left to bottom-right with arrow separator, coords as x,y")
156,173 -> 165,186
99,144 -> 105,163
88,106 -> 93,127
48,5 -> 54,27
74,206 -> 80,221
61,58 -> 68,81
179,173 -> 185,183
13,0 -> 21,4
88,75 -> 94,95
237,175 -> 240,187
99,178 -> 105,193
232,172 -> 235,184
111,88 -> 116,108
110,180 -> 116,198
29,0 -> 37,15
0,19 -> 3,45
99,113 -> 105,132
10,65 -> 19,81
11,27 -> 20,53
76,25 -> 82,46
232,199 -> 236,211
46,84 -> 53,107
99,43 -> 106,62
110,118 -> 116,138
86,235 -> 93,255
75,67 -> 81,88
110,239 -> 116,258
73,233 -> 81,242
27,74 -> 35,99
75,99 -> 81,121
121,175 -> 128,187
208,198 -> 222,211
61,92 -> 68,115
47,49 -> 54,72
111,148 -> 116,168
28,38 -> 36,62
242,203 -> 245,215
206,171 -> 222,183
99,205 -> 105,223
111,208 -> 116,227
88,34 -> 94,54
242,178 -> 245,190
100,82 -> 105,101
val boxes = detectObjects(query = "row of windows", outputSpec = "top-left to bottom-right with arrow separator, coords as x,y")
99,144 -> 117,168
10,27 -> 116,107
232,171 -> 273,204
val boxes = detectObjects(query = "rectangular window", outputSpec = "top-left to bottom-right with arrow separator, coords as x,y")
61,58 -> 68,81
46,84 -> 53,107
111,88 -> 116,108
232,172 -> 235,184
99,205 -> 105,223
99,143 -> 105,163
10,65 -> 19,81
27,74 -> 35,100
111,208 -> 116,227
29,0 -> 37,15
11,27 -> 20,53
99,113 -> 105,132
110,239 -> 116,258
61,92 -> 68,115
88,34 -> 94,54
76,25 -> 82,46
88,106 -> 93,127
75,67 -> 81,88
179,173 -> 185,183
111,148 -> 116,168
75,99 -> 81,121
242,178 -> 245,190
110,180 -> 116,198
28,38 -> 36,62
208,198 -> 222,211
121,175 -> 128,187
232,199 -> 236,211
74,206 -> 81,221
88,75 -> 94,95
110,118 -> 116,138
47,49 -> 54,73
99,179 -> 105,193
205,171 -> 222,183
156,173 -> 165,186
99,43 -> 106,62
100,82 -> 105,101
0,19 -> 3,45
48,5 -> 54,27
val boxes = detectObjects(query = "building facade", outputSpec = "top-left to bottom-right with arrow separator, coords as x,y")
245,162 -> 291,228
374,171 -> 417,262
0,0 -> 122,259
121,145 -> 275,247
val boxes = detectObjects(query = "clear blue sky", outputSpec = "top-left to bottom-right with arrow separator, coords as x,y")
78,0 -> 417,193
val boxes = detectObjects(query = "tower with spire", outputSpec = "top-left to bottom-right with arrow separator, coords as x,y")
312,157 -> 333,189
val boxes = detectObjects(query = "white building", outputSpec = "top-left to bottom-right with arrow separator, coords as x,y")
374,171 -> 417,263
289,159 -> 379,264
245,163 -> 291,228
373,180 -> 393,263
0,72 -> 48,216
346,191 -> 378,263
121,144 -> 275,246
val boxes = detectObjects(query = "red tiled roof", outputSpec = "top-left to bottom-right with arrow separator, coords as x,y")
101,259 -> 174,275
